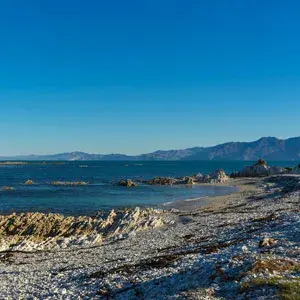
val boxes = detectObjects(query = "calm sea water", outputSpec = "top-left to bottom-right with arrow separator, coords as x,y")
0,161 -> 294,215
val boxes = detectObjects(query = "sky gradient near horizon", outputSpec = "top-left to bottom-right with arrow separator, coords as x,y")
0,0 -> 300,155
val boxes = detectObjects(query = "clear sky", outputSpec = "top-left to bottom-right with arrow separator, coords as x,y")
0,0 -> 299,155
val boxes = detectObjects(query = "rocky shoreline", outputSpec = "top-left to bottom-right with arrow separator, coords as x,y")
0,161 -> 299,299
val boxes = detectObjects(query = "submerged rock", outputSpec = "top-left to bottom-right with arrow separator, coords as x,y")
51,181 -> 89,186
146,177 -> 176,185
25,180 -> 35,185
118,179 -> 138,187
1,186 -> 15,191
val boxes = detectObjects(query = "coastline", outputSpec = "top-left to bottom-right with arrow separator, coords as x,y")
0,174 -> 299,299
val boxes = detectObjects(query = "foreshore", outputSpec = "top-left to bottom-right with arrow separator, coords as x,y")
0,173 -> 299,299
162,178 -> 252,211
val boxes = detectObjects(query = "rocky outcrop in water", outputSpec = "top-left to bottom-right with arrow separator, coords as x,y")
145,177 -> 176,185
204,169 -> 229,183
50,181 -> 89,186
182,176 -> 195,185
1,186 -> 15,191
25,180 -> 35,185
118,179 -> 138,187
142,169 -> 229,186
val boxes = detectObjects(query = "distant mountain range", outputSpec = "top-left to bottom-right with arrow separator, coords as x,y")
1,137 -> 300,161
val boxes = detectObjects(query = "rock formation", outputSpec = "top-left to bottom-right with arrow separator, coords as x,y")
25,180 -> 35,185
231,160 -> 287,177
143,170 -> 229,185
206,169 -> 229,183
0,208 -> 167,251
191,169 -> 229,184
51,181 -> 88,186
118,179 -> 138,187
145,177 -> 176,185
292,164 -> 300,174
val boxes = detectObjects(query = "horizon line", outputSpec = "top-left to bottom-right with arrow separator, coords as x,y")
1,135 -> 299,157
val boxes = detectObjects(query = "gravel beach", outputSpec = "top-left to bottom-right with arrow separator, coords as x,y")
0,175 -> 299,299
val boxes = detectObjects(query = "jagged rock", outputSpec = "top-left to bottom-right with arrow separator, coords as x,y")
118,179 -> 138,187
207,169 -> 229,183
255,158 -> 267,166
0,208 -> 166,251
176,176 -> 194,185
239,164 -> 269,177
193,173 -> 204,182
183,177 -> 194,185
195,169 -> 229,184
259,237 -> 277,247
232,160 -> 286,178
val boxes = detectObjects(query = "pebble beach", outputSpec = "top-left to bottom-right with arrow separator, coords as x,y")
0,169 -> 299,299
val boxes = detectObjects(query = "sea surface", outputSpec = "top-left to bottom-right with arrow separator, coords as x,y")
0,161 -> 294,215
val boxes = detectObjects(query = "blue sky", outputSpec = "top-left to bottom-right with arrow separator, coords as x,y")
0,0 -> 299,155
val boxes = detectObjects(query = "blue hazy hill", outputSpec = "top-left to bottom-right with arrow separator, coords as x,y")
1,136 -> 299,161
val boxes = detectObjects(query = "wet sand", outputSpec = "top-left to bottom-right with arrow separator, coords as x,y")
163,177 -> 260,211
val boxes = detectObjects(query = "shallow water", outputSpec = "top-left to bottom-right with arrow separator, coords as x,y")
0,161 -> 294,215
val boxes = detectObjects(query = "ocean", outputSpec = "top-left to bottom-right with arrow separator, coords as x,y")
0,161 -> 294,215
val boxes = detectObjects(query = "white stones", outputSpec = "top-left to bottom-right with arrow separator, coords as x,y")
61,288 -> 67,295
242,245 -> 249,253
0,176 -> 299,299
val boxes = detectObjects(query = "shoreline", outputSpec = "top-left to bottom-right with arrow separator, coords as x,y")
0,174 -> 299,299
0,181 -> 238,217
161,178 -> 259,212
